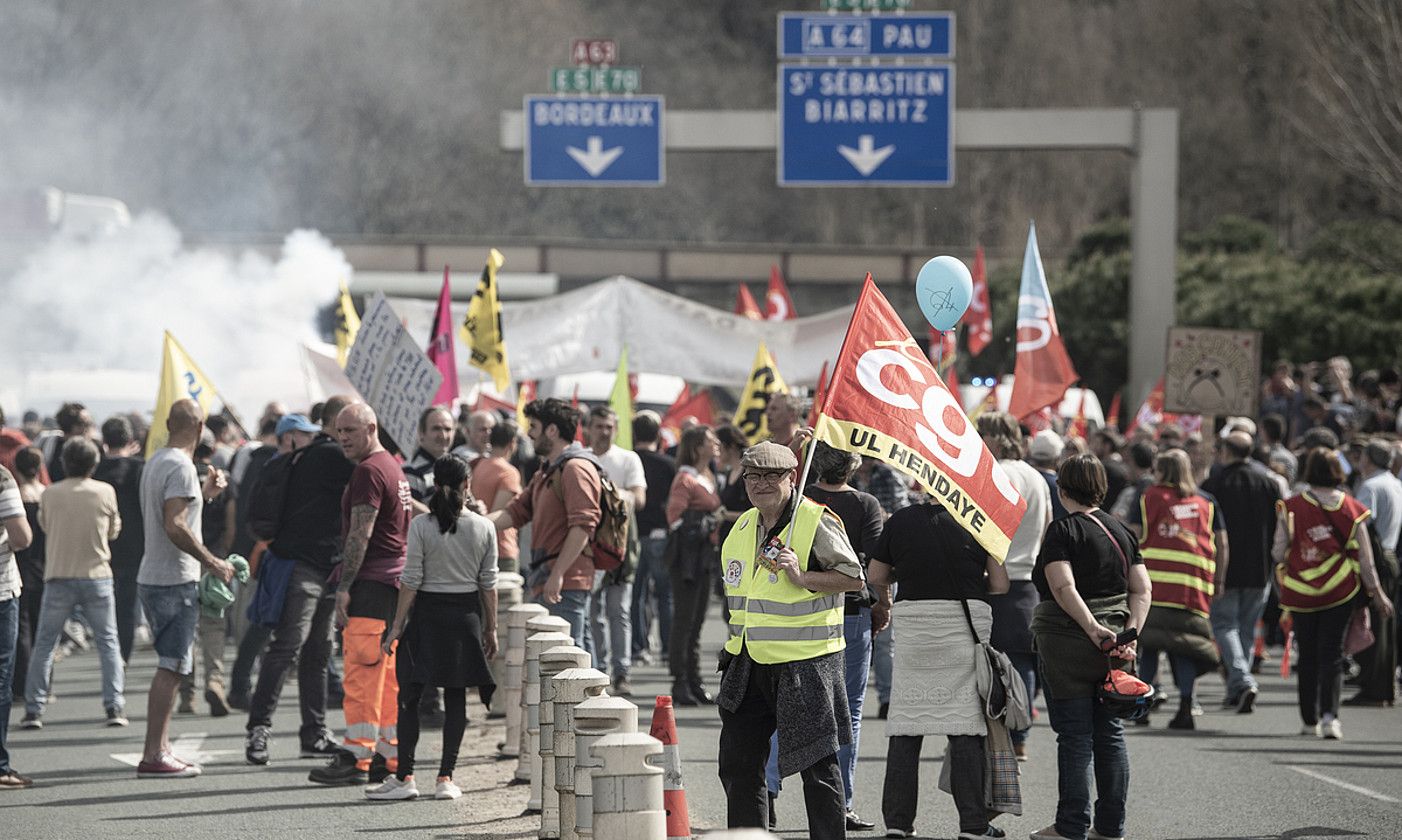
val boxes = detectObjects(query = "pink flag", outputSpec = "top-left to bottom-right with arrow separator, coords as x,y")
426,266 -> 459,406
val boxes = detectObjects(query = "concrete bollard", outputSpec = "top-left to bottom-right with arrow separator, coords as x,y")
489,573 -> 527,720
502,602 -> 548,755
572,695 -> 639,840
521,622 -> 573,797
551,668 -> 610,840
591,732 -> 667,840
538,646 -> 592,839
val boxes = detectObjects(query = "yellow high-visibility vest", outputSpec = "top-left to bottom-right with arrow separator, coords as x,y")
720,497 -> 845,665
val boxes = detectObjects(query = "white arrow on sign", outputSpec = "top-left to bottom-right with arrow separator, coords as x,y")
566,136 -> 625,177
111,732 -> 240,767
837,135 -> 896,176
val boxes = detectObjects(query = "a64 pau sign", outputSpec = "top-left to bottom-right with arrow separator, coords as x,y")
815,276 -> 1027,561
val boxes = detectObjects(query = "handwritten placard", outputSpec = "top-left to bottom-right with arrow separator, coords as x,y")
344,291 -> 443,457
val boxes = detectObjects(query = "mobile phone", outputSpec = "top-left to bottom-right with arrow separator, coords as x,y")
1100,627 -> 1138,652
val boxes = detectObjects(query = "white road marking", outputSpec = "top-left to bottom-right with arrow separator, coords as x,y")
1289,766 -> 1400,803
111,732 -> 240,767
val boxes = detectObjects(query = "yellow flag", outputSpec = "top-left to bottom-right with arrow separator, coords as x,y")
732,341 -> 788,445
334,279 -> 360,367
607,347 -> 633,450
146,331 -> 221,458
516,379 -> 537,435
460,249 -> 510,392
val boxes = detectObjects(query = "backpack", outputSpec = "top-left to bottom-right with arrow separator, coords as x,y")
245,445 -> 309,542
549,452 -> 630,572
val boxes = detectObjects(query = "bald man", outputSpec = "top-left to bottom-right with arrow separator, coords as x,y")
135,399 -> 233,778
1201,430 -> 1282,713
453,410 -> 497,461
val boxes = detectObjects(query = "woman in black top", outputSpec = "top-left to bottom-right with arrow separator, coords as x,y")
870,500 -> 1009,840
1028,455 -> 1152,840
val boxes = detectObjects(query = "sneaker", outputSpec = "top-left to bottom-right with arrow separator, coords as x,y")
1167,708 -> 1195,730
633,650 -> 654,666
368,753 -> 391,784
105,707 -> 129,727
1088,830 -> 1125,840
1301,723 -> 1322,737
19,713 -> 41,730
205,688 -> 230,718
847,811 -> 876,831
137,752 -> 202,779
246,726 -> 272,766
308,750 -> 366,786
1029,826 -> 1075,839
434,778 -> 462,800
364,775 -> 419,801
226,690 -> 251,712
1013,742 -> 1028,762
0,770 -> 34,789
612,675 -> 633,696
958,827 -> 1005,840
1321,718 -> 1343,740
1190,699 -> 1204,716
1236,686 -> 1259,714
300,731 -> 341,758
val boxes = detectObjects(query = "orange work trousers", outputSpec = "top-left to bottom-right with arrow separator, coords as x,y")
342,616 -> 398,772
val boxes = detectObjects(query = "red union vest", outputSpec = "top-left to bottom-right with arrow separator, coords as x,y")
1277,491 -> 1369,613
1138,485 -> 1217,617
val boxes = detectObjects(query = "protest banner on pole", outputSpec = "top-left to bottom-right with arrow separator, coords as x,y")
814,274 -> 1028,561
344,291 -> 443,457
732,341 -> 788,445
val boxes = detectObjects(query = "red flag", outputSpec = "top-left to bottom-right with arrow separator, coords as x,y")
1008,223 -> 1079,421
962,245 -> 992,356
661,384 -> 715,445
734,284 -> 763,320
1069,389 -> 1089,439
807,360 -> 830,427
1107,391 -> 1123,430
815,274 -> 1028,560
764,264 -> 797,321
426,266 -> 459,406
929,326 -> 960,397
1127,377 -> 1200,435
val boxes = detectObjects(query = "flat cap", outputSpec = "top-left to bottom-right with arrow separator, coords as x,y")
741,441 -> 798,470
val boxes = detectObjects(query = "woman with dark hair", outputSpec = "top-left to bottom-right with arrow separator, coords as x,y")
11,447 -> 47,704
1274,447 -> 1394,739
665,425 -> 724,705
1029,454 -> 1151,840
1128,449 -> 1227,730
370,455 -> 498,801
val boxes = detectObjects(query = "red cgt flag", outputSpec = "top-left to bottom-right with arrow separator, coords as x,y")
815,274 -> 1028,561
734,284 -> 763,320
765,264 -> 797,321
1008,223 -> 1078,421
963,245 -> 992,356
426,265 -> 459,406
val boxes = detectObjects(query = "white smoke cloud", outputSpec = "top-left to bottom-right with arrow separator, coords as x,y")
3,213 -> 350,420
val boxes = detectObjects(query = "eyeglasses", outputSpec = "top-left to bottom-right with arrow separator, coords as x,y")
742,471 -> 790,485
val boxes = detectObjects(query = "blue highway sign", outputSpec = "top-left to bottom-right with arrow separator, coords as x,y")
777,65 -> 954,186
778,13 -> 954,59
524,95 -> 665,186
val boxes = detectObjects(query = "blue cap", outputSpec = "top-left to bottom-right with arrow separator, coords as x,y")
275,413 -> 319,437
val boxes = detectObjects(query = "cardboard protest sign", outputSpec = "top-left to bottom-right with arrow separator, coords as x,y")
1163,326 -> 1261,417
344,291 -> 443,457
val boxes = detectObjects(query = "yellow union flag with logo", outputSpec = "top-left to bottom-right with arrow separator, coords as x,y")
732,341 -> 788,445
460,248 -> 511,392
146,331 -> 221,457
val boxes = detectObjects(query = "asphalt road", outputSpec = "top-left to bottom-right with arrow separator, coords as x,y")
5,607 -> 1400,840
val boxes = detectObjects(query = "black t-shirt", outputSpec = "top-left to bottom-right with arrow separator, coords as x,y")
1200,461 -> 1282,589
804,485 -> 883,560
873,503 -> 991,602
1033,510 -> 1143,601
635,448 -> 677,534
1102,458 -> 1129,515
93,455 -> 145,570
718,471 -> 751,543
270,435 -> 356,570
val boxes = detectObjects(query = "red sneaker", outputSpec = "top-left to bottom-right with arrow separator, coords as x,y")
137,753 -> 202,779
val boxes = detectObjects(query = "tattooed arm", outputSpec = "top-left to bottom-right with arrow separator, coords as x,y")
334,503 -> 380,627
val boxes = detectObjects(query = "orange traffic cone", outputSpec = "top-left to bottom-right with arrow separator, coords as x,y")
649,696 -> 692,840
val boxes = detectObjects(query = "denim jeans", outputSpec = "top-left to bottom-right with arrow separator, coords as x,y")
1046,694 -> 1129,840
1138,649 -> 1200,703
1007,650 -> 1039,746
631,534 -> 672,656
26,578 -> 125,715
1210,586 -> 1267,698
0,596 -> 18,774
543,588 -> 591,650
589,573 -> 633,678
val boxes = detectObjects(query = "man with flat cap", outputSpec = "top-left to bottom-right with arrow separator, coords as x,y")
717,441 -> 865,840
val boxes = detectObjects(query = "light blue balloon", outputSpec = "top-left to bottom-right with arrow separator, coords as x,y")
915,255 -> 973,332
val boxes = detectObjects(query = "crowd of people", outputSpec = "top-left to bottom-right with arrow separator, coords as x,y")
0,354 -> 1397,840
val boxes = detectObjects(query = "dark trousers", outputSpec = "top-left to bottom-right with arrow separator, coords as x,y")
246,560 -> 336,742
12,559 -> 42,699
112,563 -> 141,664
1354,552 -> 1398,702
396,681 -> 467,780
882,734 -> 986,835
718,660 -> 846,840
229,622 -> 274,699
668,565 -> 712,686
1293,602 -> 1352,725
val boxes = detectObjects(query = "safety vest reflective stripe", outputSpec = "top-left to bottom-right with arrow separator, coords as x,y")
1142,547 -> 1215,573
744,624 -> 844,642
1297,552 -> 1345,582
1281,559 -> 1358,596
728,622 -> 744,638
1147,569 -> 1213,593
745,594 -> 842,616
726,596 -> 746,611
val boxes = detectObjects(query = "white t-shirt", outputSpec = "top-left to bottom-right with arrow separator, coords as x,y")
0,465 -> 24,601
596,445 -> 646,493
1000,459 -> 1051,581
